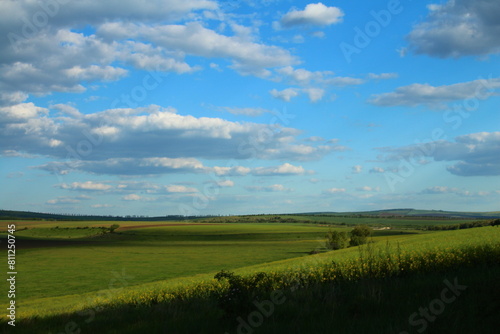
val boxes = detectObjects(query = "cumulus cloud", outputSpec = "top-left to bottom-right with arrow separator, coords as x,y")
305,136 -> 325,142
246,184 -> 292,192
98,21 -> 296,77
274,66 -> 365,93
322,76 -> 365,86
0,1 -> 296,105
356,186 -> 380,192
279,3 -> 344,28
165,185 -> 198,193
352,165 -> 362,174
36,159 -> 319,178
2,104 -> 342,176
270,88 -> 300,102
302,88 -> 325,102
368,78 -> 500,107
421,186 -> 460,194
37,158 -> 228,176
419,186 -> 485,197
0,92 -> 29,107
275,66 -> 330,86
46,195 -> 91,205
212,166 -> 252,176
406,0 -> 500,58
59,181 -> 113,191
253,163 -> 310,176
39,157 -> 209,175
0,0 -> 216,38
1,30 -> 129,99
55,180 -> 203,198
270,87 -> 328,102
219,106 -> 273,116
51,104 -> 82,118
369,167 -> 385,173
122,194 -> 142,201
376,131 -> 500,176
368,73 -> 398,80
256,143 -> 346,161
91,204 -> 115,208
216,180 -> 234,187
323,187 -> 346,194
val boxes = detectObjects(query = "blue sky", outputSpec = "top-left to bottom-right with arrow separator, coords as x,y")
1,0 -> 499,216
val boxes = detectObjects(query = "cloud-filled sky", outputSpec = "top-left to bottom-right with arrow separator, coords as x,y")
1,0 -> 499,216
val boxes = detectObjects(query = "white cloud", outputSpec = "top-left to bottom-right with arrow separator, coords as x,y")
46,195 -> 91,205
0,1 -> 295,106
122,194 -> 142,201
368,78 -> 500,107
0,30 -> 127,98
323,187 -> 346,194
0,102 -> 48,121
275,66 -> 364,89
421,186 -> 458,194
51,104 -> 82,118
253,163 -> 309,176
220,106 -> 273,116
212,166 -> 252,176
0,92 -> 28,107
369,167 -> 385,173
98,21 -> 297,77
4,104 -> 338,175
311,31 -> 325,38
276,66 -> 330,85
303,88 -> 325,102
246,184 -> 292,192
322,76 -> 365,86
420,186 -> 482,197
279,3 -> 344,28
0,0 -> 217,36
292,34 -> 305,43
59,181 -> 113,191
165,185 -> 198,193
368,73 -> 398,80
270,88 -> 300,102
407,0 -> 500,58
376,131 -> 500,176
356,186 -> 380,192
305,136 -> 325,142
352,165 -> 362,174
91,204 -> 115,208
217,180 -> 234,187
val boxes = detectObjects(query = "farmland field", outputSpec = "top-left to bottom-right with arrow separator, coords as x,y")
1,216 -> 499,333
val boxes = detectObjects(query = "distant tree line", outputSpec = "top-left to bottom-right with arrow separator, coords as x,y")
423,219 -> 500,230
0,209 -> 210,222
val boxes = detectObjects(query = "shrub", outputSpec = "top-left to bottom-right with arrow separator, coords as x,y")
109,224 -> 120,233
349,225 -> 372,247
214,270 -> 273,318
326,230 -> 349,250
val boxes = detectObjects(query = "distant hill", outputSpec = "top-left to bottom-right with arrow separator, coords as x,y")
0,209 -> 204,221
1,208 -> 499,221
293,209 -> 500,219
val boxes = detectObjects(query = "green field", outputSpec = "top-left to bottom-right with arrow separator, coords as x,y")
1,217 -> 499,333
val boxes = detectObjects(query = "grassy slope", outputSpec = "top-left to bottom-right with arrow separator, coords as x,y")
7,226 -> 497,316
199,215 -> 483,227
6,223 -> 342,302
2,227 -> 499,334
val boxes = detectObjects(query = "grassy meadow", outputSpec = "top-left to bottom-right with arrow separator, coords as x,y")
0,216 -> 499,333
